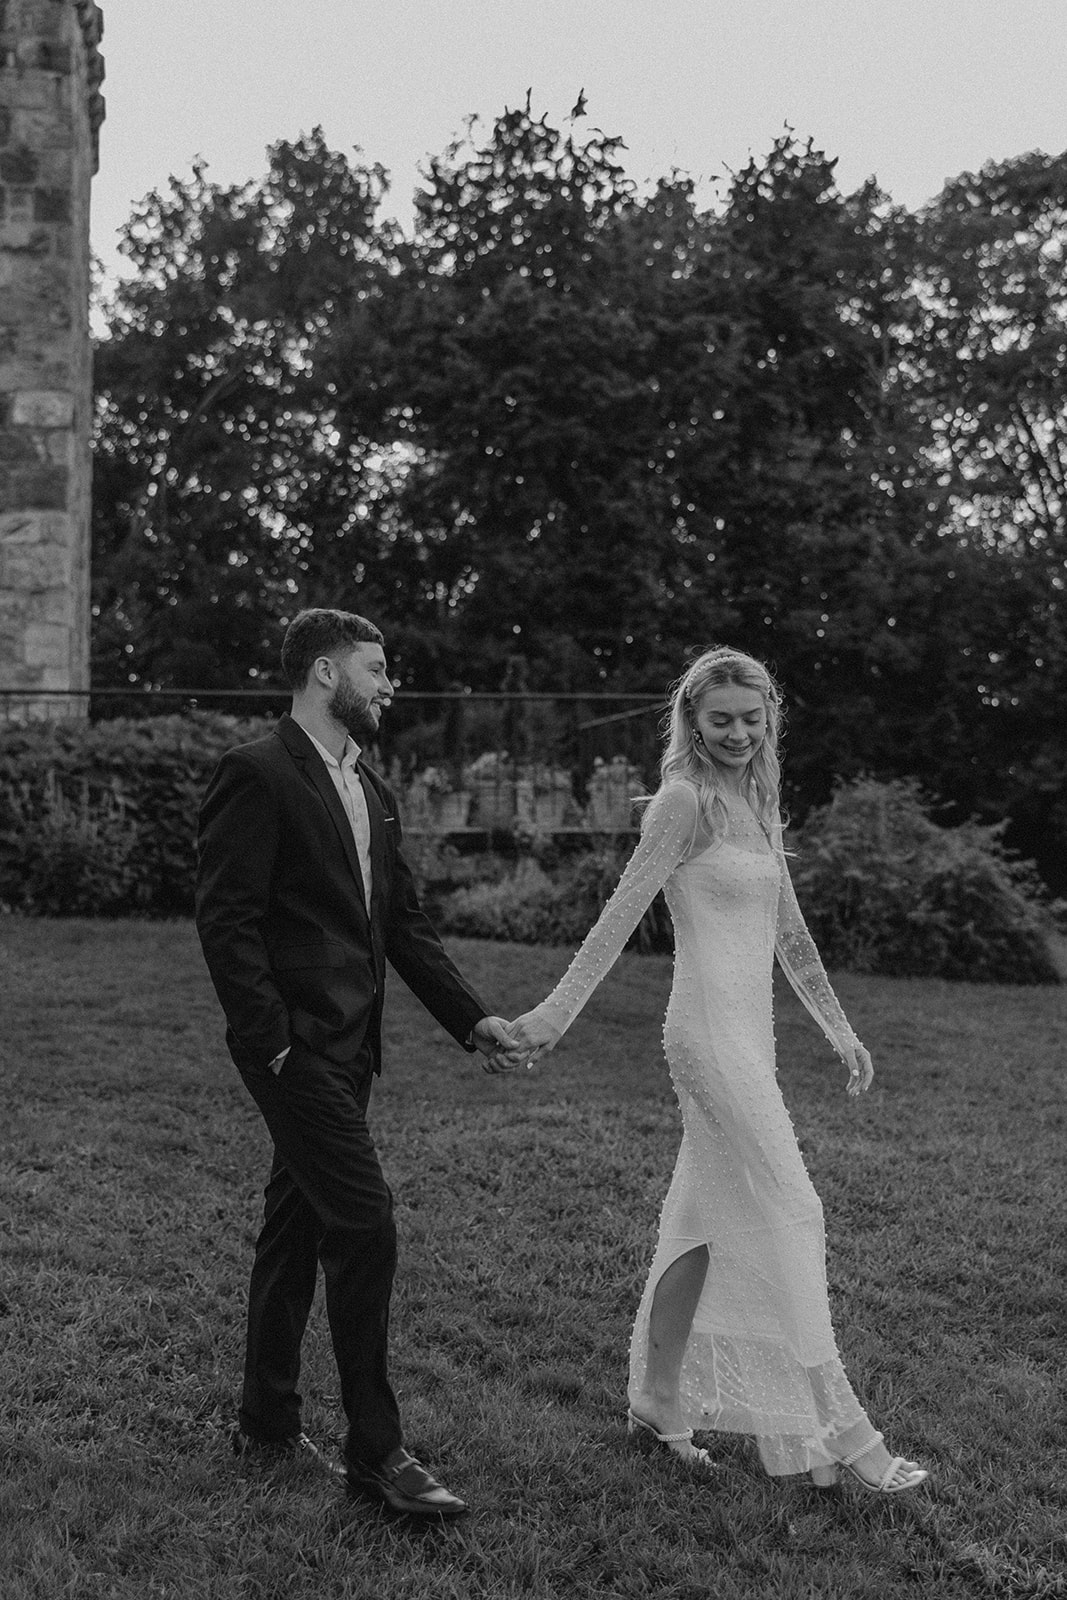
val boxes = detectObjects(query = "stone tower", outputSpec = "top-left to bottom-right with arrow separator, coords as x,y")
0,0 -> 104,719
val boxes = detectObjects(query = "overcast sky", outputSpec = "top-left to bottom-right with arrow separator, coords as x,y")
94,0 -> 1067,279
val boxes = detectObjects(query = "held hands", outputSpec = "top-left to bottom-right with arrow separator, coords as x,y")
472,1016 -> 529,1075
504,1009 -> 561,1068
472,1009 -> 562,1074
843,1039 -> 874,1097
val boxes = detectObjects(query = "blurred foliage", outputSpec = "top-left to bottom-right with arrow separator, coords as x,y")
789,777 -> 1060,984
1,717 -> 1056,985
0,713 -> 269,915
437,844 -> 672,955
91,116 -> 1067,891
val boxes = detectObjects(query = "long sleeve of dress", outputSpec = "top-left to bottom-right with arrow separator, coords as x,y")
530,782 -> 701,1038
773,820 -> 860,1062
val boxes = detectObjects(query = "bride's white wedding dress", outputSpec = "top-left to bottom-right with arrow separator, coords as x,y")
530,780 -> 881,1475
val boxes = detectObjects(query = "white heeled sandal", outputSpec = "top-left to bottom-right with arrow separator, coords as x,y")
626,1409 -> 717,1471
812,1433 -> 928,1494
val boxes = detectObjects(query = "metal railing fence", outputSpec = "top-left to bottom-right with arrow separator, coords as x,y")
0,686 -> 669,833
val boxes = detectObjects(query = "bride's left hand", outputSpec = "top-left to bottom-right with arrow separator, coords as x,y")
843,1040 -> 874,1096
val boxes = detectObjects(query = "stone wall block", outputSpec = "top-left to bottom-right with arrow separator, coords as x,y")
24,619 -> 70,665
14,105 -> 71,148
2,255 -> 66,308
40,427 -> 70,466
2,184 -> 32,223
0,533 -> 71,591
0,350 -> 73,387
12,387 -> 71,426
0,506 -> 67,542
0,460 -> 67,508
35,144 -> 71,182
40,669 -> 76,692
0,424 -> 36,460
0,298 -> 72,346
20,461 -> 68,505
39,585 -> 74,624
19,254 -> 70,309
0,141 -> 38,182
0,70 -> 62,110
18,2 -> 65,39
36,41 -> 71,74
0,217 -> 51,251
32,182 -> 67,221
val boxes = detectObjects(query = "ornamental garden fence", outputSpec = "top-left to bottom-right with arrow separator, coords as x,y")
0,686 -> 667,836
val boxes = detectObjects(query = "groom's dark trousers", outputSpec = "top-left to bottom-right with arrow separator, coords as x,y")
195,714 -> 488,1468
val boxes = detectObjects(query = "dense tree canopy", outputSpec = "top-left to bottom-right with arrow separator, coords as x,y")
91,113 -> 1067,885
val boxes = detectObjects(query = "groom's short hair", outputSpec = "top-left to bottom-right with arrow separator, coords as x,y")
282,608 -> 385,689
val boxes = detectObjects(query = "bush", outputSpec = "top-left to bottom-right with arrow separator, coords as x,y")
0,712 -> 271,916
3,770 -> 139,915
437,844 -> 673,952
789,777 -> 1059,985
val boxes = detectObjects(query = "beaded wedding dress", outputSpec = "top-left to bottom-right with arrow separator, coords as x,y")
530,780 -> 880,1475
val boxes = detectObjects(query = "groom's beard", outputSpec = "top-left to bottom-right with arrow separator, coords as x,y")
328,678 -> 379,746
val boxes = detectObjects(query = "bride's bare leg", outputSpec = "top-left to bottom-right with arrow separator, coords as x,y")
629,1244 -> 709,1434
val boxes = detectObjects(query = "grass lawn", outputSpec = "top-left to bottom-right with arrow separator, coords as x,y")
1,918 -> 1065,1600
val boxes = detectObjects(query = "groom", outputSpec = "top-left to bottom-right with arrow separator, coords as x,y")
195,607 -> 523,1518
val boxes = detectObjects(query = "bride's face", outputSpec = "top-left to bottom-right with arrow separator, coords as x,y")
693,685 -> 768,774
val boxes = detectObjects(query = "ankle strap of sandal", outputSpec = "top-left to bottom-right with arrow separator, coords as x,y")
836,1432 -> 885,1469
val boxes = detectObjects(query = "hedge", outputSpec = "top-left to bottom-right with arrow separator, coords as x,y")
0,721 -> 1058,984
0,712 -> 271,916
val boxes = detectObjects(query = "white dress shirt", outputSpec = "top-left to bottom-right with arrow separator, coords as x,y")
268,725 -> 374,1077
299,725 -> 373,906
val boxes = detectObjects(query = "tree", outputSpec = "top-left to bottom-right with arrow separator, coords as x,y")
909,150 -> 1067,567
900,151 -> 1067,883
89,115 -> 1067,887
323,103 -> 707,689
92,130 -> 394,686
325,114 -> 929,706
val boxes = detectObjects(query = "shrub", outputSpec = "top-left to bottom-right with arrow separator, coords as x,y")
2,770 -> 139,915
0,712 -> 271,916
437,844 -> 673,952
789,777 -> 1059,985
438,860 -> 574,944
403,835 -> 510,916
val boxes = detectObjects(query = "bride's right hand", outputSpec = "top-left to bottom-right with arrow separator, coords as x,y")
508,1008 -> 562,1065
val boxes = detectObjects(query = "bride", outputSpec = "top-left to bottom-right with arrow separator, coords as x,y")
508,647 -> 928,1494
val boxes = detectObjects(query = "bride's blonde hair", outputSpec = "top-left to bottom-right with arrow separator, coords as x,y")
648,646 -> 785,846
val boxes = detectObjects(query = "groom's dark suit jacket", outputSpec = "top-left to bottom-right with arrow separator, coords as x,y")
195,714 -> 487,1073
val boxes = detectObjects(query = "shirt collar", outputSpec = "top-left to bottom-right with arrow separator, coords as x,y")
296,722 -> 362,772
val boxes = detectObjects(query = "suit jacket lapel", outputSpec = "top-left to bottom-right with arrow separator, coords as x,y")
276,716 -> 369,912
359,764 -> 388,926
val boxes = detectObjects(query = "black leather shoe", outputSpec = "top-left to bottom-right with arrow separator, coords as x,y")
232,1427 -> 345,1477
347,1447 -> 469,1518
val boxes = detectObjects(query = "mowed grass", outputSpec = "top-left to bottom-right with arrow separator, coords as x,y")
1,918 -> 1065,1600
